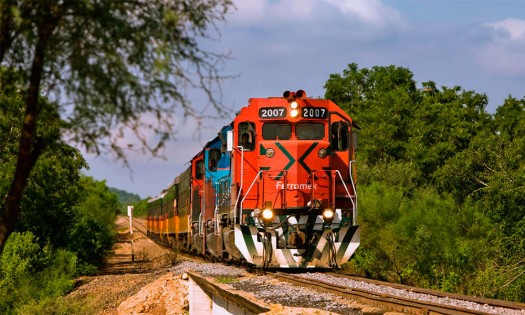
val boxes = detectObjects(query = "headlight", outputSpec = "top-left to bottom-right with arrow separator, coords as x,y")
262,208 -> 274,220
318,148 -> 327,158
290,108 -> 299,118
290,101 -> 299,109
266,148 -> 275,158
323,208 -> 334,221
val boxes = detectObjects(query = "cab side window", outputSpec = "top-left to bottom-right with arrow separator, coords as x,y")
208,149 -> 220,171
195,160 -> 204,179
331,122 -> 349,151
238,122 -> 255,151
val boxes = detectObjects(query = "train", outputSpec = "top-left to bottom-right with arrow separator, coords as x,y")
146,90 -> 360,268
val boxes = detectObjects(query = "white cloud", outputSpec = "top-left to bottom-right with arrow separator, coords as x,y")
230,0 -> 405,30
475,18 -> 525,77
323,0 -> 405,29
486,18 -> 525,41
230,0 -> 315,24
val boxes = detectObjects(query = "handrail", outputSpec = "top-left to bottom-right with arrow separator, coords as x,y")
334,170 -> 357,225
230,153 -> 357,226
198,212 -> 203,236
232,146 -> 245,224
240,170 -> 263,215
349,160 -> 358,225
214,181 -> 220,236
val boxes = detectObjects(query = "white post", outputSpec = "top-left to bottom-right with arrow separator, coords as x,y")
127,205 -> 134,262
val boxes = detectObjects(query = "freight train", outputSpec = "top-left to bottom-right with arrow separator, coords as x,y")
146,90 -> 360,268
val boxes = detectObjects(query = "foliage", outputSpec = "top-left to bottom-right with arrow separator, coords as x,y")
67,176 -> 119,268
130,198 -> 149,217
16,145 -> 86,249
324,63 -> 417,164
110,187 -> 141,214
0,69 -> 24,192
2,68 -> 116,269
68,216 -> 115,269
0,0 -> 234,253
327,63 -> 525,302
0,68 -> 119,312
77,177 -> 119,224
325,64 -> 489,183
1,0 -> 234,156
349,183 -> 497,293
0,232 -> 77,314
0,0 -> 235,308
0,66 -> 84,251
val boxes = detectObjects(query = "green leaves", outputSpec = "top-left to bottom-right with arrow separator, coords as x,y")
0,232 -> 77,314
67,176 -> 118,266
2,0 -> 233,159
325,64 -> 489,181
354,183 -> 493,291
1,0 -> 233,254
326,63 -> 525,301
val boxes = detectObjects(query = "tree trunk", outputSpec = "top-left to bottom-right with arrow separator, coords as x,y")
0,23 -> 50,253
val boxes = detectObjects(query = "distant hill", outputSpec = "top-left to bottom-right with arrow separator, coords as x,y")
109,187 -> 142,205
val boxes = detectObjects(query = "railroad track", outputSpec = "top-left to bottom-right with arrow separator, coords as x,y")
131,218 -> 525,314
272,272 -> 525,315
131,217 -> 148,235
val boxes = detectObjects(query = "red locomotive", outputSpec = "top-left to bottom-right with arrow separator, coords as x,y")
147,90 -> 360,268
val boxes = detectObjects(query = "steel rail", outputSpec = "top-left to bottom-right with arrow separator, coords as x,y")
272,272 -> 521,315
328,273 -> 525,313
132,217 -> 148,235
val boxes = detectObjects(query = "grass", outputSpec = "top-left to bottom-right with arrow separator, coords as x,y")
214,276 -> 240,284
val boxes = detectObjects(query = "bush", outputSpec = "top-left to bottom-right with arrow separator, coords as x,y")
0,232 -> 77,314
349,183 -> 496,292
16,296 -> 89,315
68,217 -> 115,267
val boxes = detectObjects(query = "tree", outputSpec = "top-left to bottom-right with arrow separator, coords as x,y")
324,64 -> 489,185
406,84 -> 490,183
109,187 -> 141,214
325,63 -> 525,300
435,97 -> 525,300
324,63 -> 418,164
16,144 -> 86,249
1,67 -> 77,248
0,0 -> 233,252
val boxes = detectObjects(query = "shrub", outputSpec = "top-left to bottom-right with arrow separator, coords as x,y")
67,217 -> 115,267
0,232 -> 77,314
349,183 -> 496,292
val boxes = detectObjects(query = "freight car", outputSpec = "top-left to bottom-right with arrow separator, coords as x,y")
147,90 -> 360,268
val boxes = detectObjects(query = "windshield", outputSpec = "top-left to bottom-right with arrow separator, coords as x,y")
262,123 -> 291,140
296,123 -> 325,140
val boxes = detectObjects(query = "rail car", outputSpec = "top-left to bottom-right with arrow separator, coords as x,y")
146,90 -> 360,268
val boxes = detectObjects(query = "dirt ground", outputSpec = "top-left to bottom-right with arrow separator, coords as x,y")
66,217 -> 349,315
67,216 -> 186,315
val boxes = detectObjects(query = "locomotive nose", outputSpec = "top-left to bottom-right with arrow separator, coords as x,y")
260,140 -> 331,210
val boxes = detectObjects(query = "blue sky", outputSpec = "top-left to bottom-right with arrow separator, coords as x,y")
85,0 -> 525,198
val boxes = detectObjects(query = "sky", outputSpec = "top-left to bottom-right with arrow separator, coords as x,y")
84,0 -> 525,199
